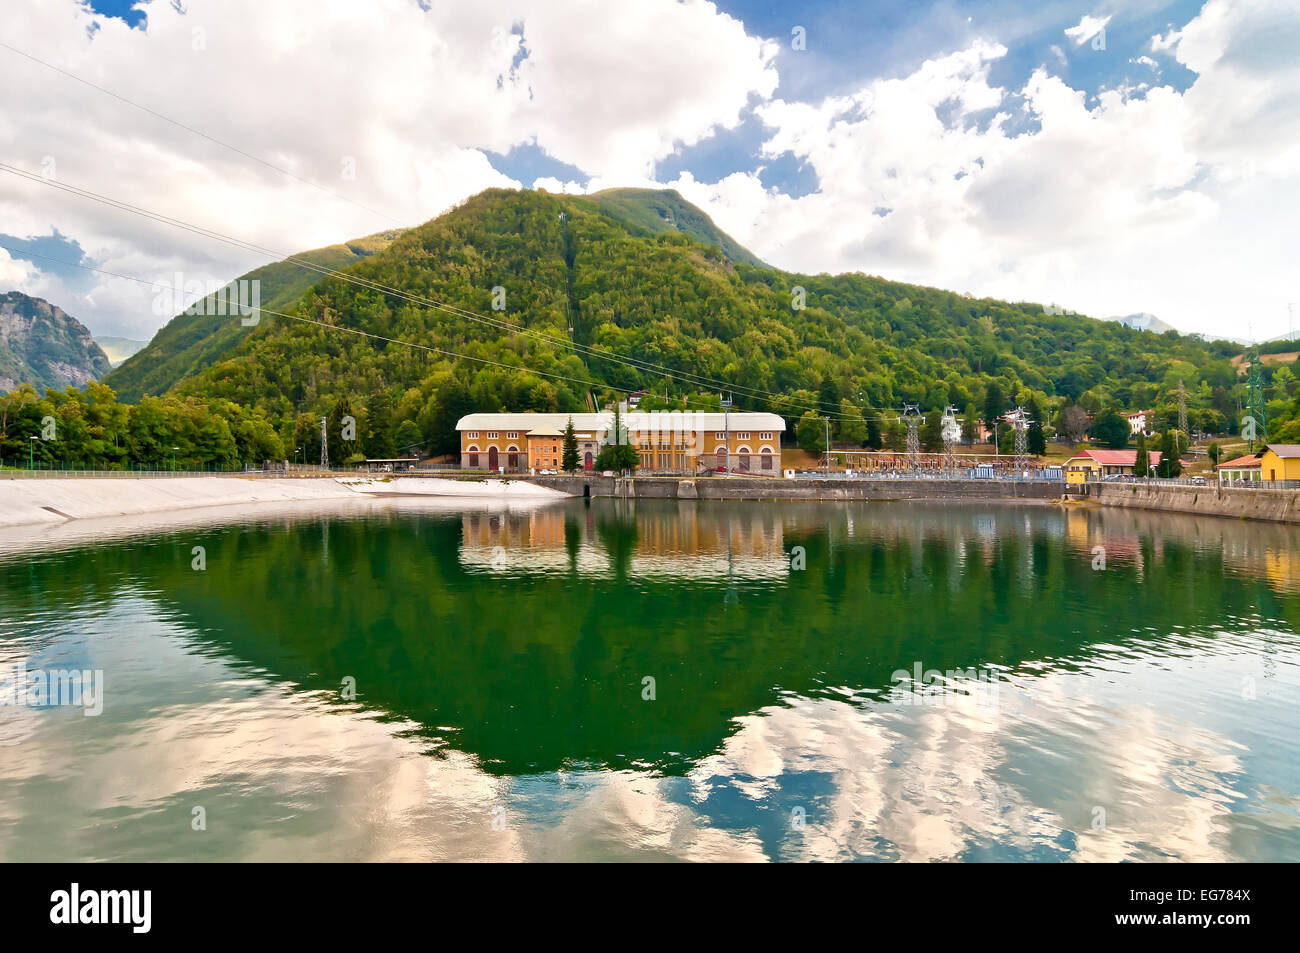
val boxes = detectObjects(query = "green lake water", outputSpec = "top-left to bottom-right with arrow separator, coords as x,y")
1,498 -> 1297,861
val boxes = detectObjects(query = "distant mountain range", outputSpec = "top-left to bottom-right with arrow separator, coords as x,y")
1103,312 -> 1179,334
94,336 -> 148,367
0,291 -> 111,392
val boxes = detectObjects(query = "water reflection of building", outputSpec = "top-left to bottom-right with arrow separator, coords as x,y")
458,505 -> 789,580
1066,506 -> 1300,596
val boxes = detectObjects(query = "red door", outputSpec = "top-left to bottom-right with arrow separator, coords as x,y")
584,452 -> 593,470
488,446 -> 499,471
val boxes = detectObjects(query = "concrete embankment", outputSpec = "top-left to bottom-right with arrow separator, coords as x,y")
0,476 -> 357,528
528,474 -> 1064,502
1084,482 -> 1300,525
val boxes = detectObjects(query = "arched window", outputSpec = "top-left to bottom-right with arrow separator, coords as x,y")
760,447 -> 774,470
467,446 -> 480,468
737,446 -> 752,472
507,445 -> 519,470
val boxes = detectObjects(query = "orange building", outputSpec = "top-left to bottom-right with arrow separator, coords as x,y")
456,411 -> 785,474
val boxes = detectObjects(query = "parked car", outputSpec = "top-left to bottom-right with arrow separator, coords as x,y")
1190,476 -> 1207,485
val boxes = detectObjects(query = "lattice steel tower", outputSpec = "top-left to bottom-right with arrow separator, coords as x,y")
1008,406 -> 1031,472
1244,345 -> 1267,451
940,404 -> 962,472
1177,379 -> 1189,447
902,404 -> 921,471
320,416 -> 329,469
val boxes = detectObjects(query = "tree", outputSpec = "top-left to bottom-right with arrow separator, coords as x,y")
866,414 -> 883,450
594,443 -> 638,473
595,402 -> 639,473
1093,409 -> 1131,449
884,417 -> 907,451
1135,432 -> 1150,478
364,391 -> 397,459
394,419 -> 422,457
838,399 -> 867,446
1156,430 -> 1183,478
922,409 -> 944,452
983,381 -> 1005,431
1207,441 -> 1222,465
962,402 -> 979,445
326,396 -> 355,464
1025,396 -> 1047,455
561,416 -> 580,473
1058,405 -> 1093,446
795,412 -> 827,455
819,376 -> 840,417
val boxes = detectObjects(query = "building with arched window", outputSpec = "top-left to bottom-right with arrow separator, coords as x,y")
456,411 -> 785,474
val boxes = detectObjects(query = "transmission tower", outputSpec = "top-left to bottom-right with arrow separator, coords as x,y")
1244,344 -> 1267,451
940,404 -> 962,472
320,416 -> 329,469
1008,406 -> 1031,472
902,404 -> 922,471
1177,379 -> 1189,448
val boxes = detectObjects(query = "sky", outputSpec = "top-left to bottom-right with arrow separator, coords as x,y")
0,0 -> 1297,342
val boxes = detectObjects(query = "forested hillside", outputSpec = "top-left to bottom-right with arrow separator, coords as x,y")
5,187 -> 1298,469
106,229 -> 404,403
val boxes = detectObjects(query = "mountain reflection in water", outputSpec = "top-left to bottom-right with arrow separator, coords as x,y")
0,499 -> 1296,861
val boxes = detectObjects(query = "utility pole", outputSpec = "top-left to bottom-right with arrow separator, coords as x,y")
1245,344 -> 1267,451
720,392 -> 732,475
824,416 -> 831,473
320,416 -> 329,469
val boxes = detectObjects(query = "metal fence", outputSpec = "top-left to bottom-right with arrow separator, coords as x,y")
1098,477 -> 1300,491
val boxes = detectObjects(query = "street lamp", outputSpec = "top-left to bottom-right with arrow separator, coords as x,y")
29,435 -> 37,470
824,416 -> 831,473
172,446 -> 179,471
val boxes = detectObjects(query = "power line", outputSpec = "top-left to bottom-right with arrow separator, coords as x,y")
0,40 -> 401,226
1,162 -> 884,420
0,240 -> 763,419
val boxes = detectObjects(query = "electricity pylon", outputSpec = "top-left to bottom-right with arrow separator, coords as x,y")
940,404 -> 962,472
1244,344 -> 1267,451
320,416 -> 329,469
1177,379 -> 1189,449
1007,406 -> 1031,472
903,404 -> 921,471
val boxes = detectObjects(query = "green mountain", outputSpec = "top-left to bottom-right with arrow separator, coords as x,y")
106,229 -> 404,402
101,187 -> 1257,460
0,291 -> 111,391
586,188 -> 769,268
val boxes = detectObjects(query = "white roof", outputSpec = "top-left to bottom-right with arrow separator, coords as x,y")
456,411 -> 785,432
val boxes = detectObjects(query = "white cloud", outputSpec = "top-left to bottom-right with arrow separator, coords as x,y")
1064,13 -> 1112,46
0,0 -> 1296,343
0,0 -> 776,337
677,0 -> 1300,340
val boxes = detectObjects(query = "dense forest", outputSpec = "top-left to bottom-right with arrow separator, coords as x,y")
3,187 -> 1298,468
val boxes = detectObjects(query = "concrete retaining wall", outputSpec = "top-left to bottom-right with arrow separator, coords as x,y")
527,474 -> 1064,502
1087,482 -> 1300,524
0,476 -> 357,528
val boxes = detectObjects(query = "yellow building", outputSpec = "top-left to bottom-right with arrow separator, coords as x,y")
1063,448 -> 1167,484
1260,445 -> 1300,483
456,411 -> 785,474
